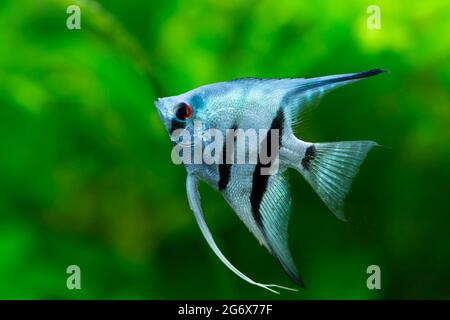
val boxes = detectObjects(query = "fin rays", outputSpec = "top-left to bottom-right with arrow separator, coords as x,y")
186,174 -> 297,294
297,141 -> 378,221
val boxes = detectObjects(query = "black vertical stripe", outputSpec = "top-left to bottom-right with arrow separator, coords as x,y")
218,126 -> 236,191
250,109 -> 284,227
301,145 -> 316,170
169,119 -> 185,134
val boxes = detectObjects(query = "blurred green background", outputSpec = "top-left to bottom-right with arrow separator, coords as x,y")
0,0 -> 449,299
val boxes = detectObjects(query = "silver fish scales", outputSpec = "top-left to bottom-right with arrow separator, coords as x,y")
155,69 -> 386,293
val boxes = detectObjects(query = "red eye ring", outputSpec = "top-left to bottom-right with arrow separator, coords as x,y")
175,102 -> 193,121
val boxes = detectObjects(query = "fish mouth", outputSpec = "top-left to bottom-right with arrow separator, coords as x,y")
154,97 -> 162,110
154,98 -> 165,119
156,107 -> 164,120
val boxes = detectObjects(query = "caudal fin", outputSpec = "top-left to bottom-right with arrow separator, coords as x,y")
296,141 -> 377,221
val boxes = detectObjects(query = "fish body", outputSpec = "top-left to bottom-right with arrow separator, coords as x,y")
155,69 -> 385,293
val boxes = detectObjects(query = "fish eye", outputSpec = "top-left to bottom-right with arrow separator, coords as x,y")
175,102 -> 193,121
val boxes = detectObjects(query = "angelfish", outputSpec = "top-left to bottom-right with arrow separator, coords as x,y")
154,69 -> 386,293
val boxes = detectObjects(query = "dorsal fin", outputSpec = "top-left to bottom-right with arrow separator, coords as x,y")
280,69 -> 387,127
228,69 -> 386,127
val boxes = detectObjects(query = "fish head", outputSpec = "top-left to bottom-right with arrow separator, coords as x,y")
154,90 -> 207,144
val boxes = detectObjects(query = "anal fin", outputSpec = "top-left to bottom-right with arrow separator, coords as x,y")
258,172 -> 305,288
186,174 -> 298,294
